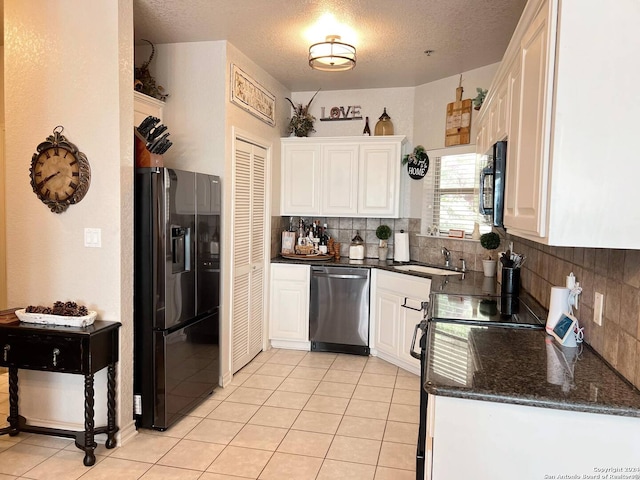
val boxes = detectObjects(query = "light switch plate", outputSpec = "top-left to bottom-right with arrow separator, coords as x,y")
84,228 -> 101,248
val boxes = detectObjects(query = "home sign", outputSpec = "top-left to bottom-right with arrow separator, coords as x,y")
319,105 -> 363,122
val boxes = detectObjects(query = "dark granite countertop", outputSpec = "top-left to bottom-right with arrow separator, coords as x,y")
271,256 -> 488,287
272,255 -> 640,417
424,322 -> 640,417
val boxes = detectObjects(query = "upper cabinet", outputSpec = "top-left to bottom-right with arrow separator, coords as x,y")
477,0 -> 640,248
281,142 -> 322,215
281,136 -> 406,218
134,91 -> 164,127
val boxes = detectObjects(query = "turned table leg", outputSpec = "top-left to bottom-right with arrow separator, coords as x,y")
105,363 -> 117,449
83,373 -> 96,466
7,367 -> 19,435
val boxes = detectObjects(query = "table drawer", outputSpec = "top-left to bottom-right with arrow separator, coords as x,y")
0,333 -> 83,373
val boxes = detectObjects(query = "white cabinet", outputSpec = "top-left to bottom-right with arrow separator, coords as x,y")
281,136 -> 405,218
503,1 -> 551,237
426,395 -> 640,480
321,143 -> 359,215
481,0 -> 640,248
281,143 -> 321,215
358,141 -> 400,216
371,269 -> 430,375
269,264 -> 310,350
134,91 -> 164,127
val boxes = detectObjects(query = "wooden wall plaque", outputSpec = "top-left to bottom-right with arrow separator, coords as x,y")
445,86 -> 472,147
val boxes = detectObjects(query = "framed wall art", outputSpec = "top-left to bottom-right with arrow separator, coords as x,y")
230,64 -> 276,126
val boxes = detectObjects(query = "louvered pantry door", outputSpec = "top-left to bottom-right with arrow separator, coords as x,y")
232,139 -> 267,373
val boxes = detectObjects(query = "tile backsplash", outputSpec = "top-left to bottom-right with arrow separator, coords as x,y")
508,236 -> 640,389
271,216 -> 640,388
273,216 -> 498,270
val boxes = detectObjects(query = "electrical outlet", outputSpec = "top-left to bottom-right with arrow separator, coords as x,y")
593,292 -> 604,326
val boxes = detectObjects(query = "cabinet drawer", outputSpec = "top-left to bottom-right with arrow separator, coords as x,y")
0,333 -> 83,373
271,264 -> 310,282
376,270 -> 431,300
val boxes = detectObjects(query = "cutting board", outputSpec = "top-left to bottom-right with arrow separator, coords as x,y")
445,86 -> 472,146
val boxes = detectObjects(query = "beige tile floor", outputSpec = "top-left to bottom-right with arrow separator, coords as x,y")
0,349 -> 419,480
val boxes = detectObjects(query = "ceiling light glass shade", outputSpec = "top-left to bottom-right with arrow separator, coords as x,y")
309,35 -> 356,72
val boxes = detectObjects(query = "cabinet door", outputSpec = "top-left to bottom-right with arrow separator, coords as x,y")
281,143 -> 321,215
321,144 -> 359,215
374,290 -> 400,357
505,2 -> 550,236
269,264 -> 310,343
358,142 -> 400,217
493,81 -> 508,142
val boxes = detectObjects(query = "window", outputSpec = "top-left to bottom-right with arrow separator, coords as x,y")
421,146 -> 491,236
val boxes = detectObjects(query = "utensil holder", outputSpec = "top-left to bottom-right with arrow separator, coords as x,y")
501,267 -> 520,296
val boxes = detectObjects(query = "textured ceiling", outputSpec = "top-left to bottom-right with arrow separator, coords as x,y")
136,0 -> 527,92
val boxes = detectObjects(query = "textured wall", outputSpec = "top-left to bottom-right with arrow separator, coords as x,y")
4,0 -> 134,435
510,237 -> 640,390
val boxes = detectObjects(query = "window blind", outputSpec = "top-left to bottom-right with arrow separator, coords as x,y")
432,153 -> 482,235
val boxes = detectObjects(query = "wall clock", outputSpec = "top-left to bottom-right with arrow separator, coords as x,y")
29,126 -> 91,213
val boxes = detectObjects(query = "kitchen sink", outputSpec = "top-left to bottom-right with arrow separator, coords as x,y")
393,264 -> 463,276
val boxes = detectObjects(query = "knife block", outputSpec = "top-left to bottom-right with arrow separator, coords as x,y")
135,130 -> 163,168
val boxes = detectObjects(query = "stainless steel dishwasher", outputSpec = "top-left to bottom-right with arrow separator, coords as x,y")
309,266 -> 370,356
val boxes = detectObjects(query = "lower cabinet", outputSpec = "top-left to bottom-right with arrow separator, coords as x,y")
268,263 -> 310,350
426,395 -> 640,480
371,269 -> 431,375
267,264 -> 432,371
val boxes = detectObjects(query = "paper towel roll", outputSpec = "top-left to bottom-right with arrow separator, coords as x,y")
394,232 -> 410,262
546,286 -> 571,333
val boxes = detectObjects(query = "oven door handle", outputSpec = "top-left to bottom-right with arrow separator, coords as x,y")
410,323 -> 423,360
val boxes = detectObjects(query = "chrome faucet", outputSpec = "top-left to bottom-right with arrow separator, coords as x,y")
441,246 -> 451,267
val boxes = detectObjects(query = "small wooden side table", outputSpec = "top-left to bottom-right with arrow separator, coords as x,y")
0,314 -> 120,466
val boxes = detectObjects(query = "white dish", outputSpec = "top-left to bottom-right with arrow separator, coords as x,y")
15,309 -> 97,327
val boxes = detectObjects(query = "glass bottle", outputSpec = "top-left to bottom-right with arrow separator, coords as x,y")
363,117 -> 371,136
374,108 -> 394,136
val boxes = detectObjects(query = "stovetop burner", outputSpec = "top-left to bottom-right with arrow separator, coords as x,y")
428,293 -> 544,329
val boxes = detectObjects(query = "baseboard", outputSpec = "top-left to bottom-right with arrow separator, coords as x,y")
373,350 -> 421,376
221,371 -> 234,388
117,420 -> 138,446
270,339 -> 310,351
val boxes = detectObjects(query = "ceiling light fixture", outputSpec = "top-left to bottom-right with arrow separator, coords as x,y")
309,35 -> 356,72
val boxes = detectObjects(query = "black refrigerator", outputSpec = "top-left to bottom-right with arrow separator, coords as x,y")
134,167 -> 220,430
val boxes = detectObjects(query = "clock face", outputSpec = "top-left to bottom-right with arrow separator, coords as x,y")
33,147 -> 80,202
29,127 -> 91,214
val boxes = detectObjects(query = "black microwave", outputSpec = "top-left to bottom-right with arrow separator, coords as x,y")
479,141 -> 507,228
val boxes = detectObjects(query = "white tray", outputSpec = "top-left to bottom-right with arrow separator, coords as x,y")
15,309 -> 97,327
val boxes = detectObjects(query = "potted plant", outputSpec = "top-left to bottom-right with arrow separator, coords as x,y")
480,231 -> 501,277
376,224 -> 392,261
285,89 -> 320,137
473,88 -> 488,110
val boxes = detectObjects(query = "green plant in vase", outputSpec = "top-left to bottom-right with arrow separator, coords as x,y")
376,224 -> 392,261
480,231 -> 501,277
